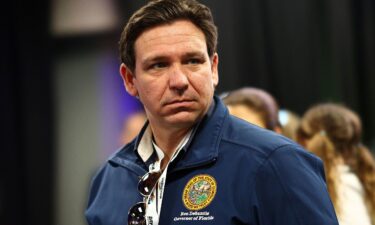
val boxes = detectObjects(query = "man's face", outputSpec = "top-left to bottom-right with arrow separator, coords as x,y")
121,20 -> 219,130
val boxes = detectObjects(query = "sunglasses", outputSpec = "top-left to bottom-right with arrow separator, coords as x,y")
128,171 -> 162,225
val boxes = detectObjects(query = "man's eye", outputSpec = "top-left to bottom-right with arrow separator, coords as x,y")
187,58 -> 202,65
150,62 -> 167,70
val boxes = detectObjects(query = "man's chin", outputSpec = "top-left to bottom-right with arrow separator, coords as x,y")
163,111 -> 200,127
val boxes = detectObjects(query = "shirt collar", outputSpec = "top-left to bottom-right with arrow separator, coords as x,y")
136,121 -> 195,164
134,100 -> 216,164
109,96 -> 226,175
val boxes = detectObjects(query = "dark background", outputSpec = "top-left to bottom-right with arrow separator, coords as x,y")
2,0 -> 374,224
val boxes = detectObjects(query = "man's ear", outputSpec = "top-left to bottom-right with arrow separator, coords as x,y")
211,53 -> 219,87
120,63 -> 138,97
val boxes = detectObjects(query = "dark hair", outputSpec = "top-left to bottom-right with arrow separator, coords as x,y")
119,0 -> 218,72
222,87 -> 280,130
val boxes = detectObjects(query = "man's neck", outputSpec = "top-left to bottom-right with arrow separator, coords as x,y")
149,123 -> 193,160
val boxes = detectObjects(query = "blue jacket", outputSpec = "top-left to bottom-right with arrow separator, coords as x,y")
85,97 -> 338,225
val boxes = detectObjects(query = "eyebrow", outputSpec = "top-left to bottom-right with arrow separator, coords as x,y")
182,51 -> 206,59
142,56 -> 169,66
142,51 -> 207,65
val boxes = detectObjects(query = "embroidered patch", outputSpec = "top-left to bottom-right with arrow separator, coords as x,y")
182,174 -> 217,211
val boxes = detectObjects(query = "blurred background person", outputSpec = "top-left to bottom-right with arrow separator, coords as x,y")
278,109 -> 301,141
119,110 -> 147,145
297,103 -> 375,225
222,87 -> 281,133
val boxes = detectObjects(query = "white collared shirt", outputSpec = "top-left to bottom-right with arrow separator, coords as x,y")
137,125 -> 193,225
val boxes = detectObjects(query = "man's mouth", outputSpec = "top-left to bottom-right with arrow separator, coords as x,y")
164,99 -> 195,107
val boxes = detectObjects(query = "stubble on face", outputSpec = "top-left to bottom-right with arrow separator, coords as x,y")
131,20 -> 218,131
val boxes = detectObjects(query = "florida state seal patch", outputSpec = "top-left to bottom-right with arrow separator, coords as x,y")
182,174 -> 217,211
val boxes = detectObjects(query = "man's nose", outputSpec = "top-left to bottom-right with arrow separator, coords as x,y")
169,65 -> 189,94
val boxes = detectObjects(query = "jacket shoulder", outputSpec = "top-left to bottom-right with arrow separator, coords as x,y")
221,115 -> 309,157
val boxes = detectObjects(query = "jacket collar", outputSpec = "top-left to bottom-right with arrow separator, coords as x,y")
109,96 -> 229,175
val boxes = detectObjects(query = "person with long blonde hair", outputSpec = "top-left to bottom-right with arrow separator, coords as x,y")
297,103 -> 375,225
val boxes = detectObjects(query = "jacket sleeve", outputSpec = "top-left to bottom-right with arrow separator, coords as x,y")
253,144 -> 339,225
85,165 -> 107,225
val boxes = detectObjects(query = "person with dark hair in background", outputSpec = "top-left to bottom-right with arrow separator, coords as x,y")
297,103 -> 375,225
222,87 -> 281,133
85,0 -> 338,225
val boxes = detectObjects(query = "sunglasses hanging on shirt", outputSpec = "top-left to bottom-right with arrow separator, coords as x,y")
128,171 -> 162,225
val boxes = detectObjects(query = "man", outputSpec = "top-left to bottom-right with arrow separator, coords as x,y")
85,0 -> 339,225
